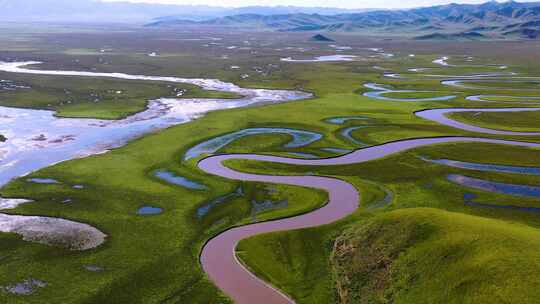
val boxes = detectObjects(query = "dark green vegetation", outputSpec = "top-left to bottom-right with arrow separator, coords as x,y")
332,208 -> 540,304
0,74 -> 238,119
449,110 -> 540,132
382,91 -> 458,99
239,207 -> 540,304
0,27 -> 539,303
459,80 -> 540,90
232,141 -> 540,304
0,134 -> 326,303
475,95 -> 540,102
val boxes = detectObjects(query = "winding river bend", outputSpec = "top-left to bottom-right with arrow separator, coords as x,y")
363,83 -> 456,102
467,95 -> 540,104
2,57 -> 540,302
0,61 -> 311,250
416,108 -> 540,136
198,137 -> 540,304
0,62 -> 311,187
197,56 -> 540,303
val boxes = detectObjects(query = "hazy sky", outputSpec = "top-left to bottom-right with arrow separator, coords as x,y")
103,0 -> 531,9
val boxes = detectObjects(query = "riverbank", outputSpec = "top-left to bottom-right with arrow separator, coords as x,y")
0,33 -> 539,303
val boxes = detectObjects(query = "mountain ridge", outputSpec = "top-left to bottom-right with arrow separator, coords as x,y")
148,1 -> 540,40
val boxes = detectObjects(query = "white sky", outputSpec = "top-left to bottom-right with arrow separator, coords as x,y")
102,0 -> 533,9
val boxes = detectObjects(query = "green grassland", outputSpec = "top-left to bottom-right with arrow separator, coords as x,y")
0,29 -> 539,303
449,110 -> 540,132
333,208 -> 540,304
231,141 -> 540,304
477,95 -> 540,102
0,73 -> 238,119
380,90 -> 460,99
457,80 -> 540,90
238,207 -> 540,304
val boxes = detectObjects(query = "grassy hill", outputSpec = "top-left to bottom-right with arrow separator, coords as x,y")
238,208 -> 540,304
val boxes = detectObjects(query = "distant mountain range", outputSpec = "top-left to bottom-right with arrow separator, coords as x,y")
0,0 -> 373,23
148,1 -> 540,40
2,0 -> 539,40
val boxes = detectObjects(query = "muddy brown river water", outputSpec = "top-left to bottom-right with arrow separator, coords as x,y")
198,137 -> 540,304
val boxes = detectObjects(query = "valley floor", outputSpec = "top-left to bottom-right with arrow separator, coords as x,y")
0,26 -> 539,303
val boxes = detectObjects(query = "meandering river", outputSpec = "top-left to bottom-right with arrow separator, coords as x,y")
0,62 -> 311,188
198,137 -> 540,304
0,61 -> 311,250
1,57 -> 540,302
197,56 -> 540,303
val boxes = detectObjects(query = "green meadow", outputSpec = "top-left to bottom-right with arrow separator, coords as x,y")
477,95 -> 540,102
449,110 -> 540,132
0,30 -> 539,303
0,73 -> 238,119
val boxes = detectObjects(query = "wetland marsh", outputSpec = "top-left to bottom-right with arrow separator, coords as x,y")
0,26 -> 539,304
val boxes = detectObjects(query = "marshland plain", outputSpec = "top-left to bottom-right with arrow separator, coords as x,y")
0,25 -> 539,303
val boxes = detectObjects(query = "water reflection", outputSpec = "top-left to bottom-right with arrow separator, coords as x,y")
421,157 -> 540,175
184,128 -> 322,160
155,170 -> 207,190
448,174 -> 540,198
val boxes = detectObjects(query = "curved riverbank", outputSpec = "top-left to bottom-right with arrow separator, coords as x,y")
198,136 -> 540,304
0,61 -> 311,188
0,61 -> 312,250
363,83 -> 456,102
467,95 -> 540,104
415,108 -> 540,136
